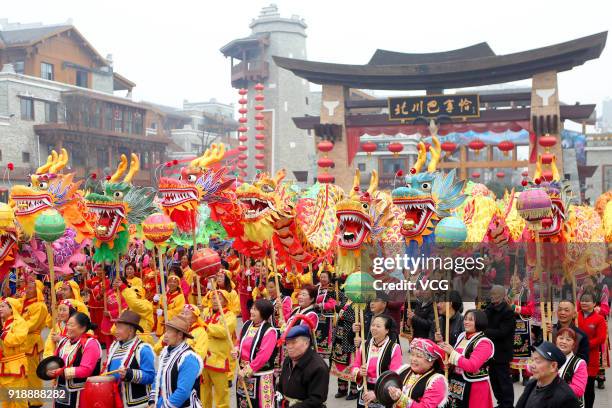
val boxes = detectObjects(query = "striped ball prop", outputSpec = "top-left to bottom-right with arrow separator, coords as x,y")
192,248 -> 221,278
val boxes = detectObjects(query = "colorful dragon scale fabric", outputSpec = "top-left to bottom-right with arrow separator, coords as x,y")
9,148 -> 95,242
391,136 -> 466,252
0,203 -> 17,279
86,153 -> 157,263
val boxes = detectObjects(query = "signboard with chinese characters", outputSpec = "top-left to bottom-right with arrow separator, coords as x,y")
388,94 -> 480,121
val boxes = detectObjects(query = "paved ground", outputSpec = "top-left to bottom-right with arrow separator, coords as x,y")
38,323 -> 612,408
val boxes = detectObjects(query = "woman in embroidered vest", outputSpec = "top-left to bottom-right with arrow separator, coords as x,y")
201,289 -> 237,408
19,278 -> 48,408
106,310 -> 155,408
439,309 -> 494,408
509,274 -> 534,384
148,315 -> 203,408
352,314 -> 403,408
154,272 -> 185,336
387,338 -> 448,408
47,312 -> 102,408
330,293 -> 359,400
0,297 -> 29,408
556,327 -> 588,405
266,277 -> 291,380
287,285 -> 319,330
314,270 -> 337,359
232,299 -> 278,408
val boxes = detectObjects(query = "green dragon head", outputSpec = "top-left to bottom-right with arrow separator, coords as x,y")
86,154 -> 156,262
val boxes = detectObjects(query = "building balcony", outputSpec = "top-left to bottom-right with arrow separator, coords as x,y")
231,60 -> 269,88
34,123 -> 171,144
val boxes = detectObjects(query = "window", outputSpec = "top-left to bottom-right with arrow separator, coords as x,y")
114,108 -> 122,132
13,61 -> 24,74
97,149 -> 107,168
358,163 -> 366,172
604,165 -> 612,193
41,62 -> 54,80
133,112 -> 143,134
191,143 -> 201,152
105,105 -> 113,130
20,98 -> 34,120
22,152 -> 30,163
92,103 -> 101,129
82,103 -> 90,128
381,158 -> 406,175
125,111 -> 133,134
44,102 -> 58,123
76,70 -> 88,88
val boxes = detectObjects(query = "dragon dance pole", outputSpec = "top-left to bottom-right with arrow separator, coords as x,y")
269,242 -> 285,325
158,247 -> 169,324
115,257 -> 122,314
192,229 -> 203,308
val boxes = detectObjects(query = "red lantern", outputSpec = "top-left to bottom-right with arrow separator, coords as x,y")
255,134 -> 265,141
255,95 -> 265,101
237,145 -> 248,152
254,105 -> 264,111
317,141 -> 334,153
317,158 -> 334,168
238,117 -> 248,124
239,135 -> 248,143
254,83 -> 265,91
361,142 -> 377,156
441,141 -> 457,155
255,124 -> 265,131
387,142 -> 403,156
255,113 -> 265,121
468,139 -> 485,155
238,88 -> 248,95
237,162 -> 247,169
472,171 -> 480,178
192,248 -> 221,278
239,171 -> 247,177
238,154 -> 247,161
496,171 -> 505,179
317,174 -> 335,184
255,143 -> 265,150
255,153 -> 265,160
538,135 -> 557,149
497,140 -> 514,156
540,153 -> 554,164
521,170 -> 529,177
238,108 -> 248,114
542,170 -> 553,181
255,162 -> 265,170
238,98 -> 247,105
237,126 -> 248,133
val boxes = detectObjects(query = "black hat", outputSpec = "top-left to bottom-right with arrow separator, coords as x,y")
36,356 -> 65,381
534,341 -> 566,367
373,291 -> 390,302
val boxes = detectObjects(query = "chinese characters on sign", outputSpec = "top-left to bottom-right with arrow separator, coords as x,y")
388,94 -> 480,120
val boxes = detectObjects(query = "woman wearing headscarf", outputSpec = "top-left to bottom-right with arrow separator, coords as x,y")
0,297 -> 29,408
43,299 -> 87,358
45,312 -> 102,408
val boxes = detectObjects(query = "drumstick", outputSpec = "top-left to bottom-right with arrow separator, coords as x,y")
101,368 -> 122,376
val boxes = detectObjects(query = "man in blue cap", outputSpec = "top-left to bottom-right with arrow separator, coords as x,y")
277,325 -> 329,407
515,341 -> 580,408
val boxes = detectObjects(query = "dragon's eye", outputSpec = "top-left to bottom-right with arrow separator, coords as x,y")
38,181 -> 48,190
362,203 -> 369,210
261,184 -> 273,193
421,182 -> 431,191
27,183 -> 33,188
187,175 -> 197,182
113,191 -> 124,199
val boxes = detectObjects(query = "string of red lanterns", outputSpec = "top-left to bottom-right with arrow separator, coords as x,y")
236,88 -> 248,183
317,140 -> 334,183
497,140 -> 514,157
254,83 -> 266,171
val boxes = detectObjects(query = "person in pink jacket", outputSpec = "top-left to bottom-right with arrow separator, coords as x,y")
314,270 -> 337,358
556,327 -> 588,403
440,309 -> 494,408
352,314 -> 403,408
387,337 -> 448,408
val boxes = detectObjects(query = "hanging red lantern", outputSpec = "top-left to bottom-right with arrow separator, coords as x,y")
255,95 -> 265,101
317,141 -> 334,153
521,170 -> 529,177
468,139 -> 485,155
238,108 -> 248,115
237,145 -> 248,152
237,162 -> 248,169
496,171 -> 505,179
255,113 -> 265,121
497,140 -> 515,156
254,83 -> 265,91
238,135 -> 248,143
238,89 -> 248,96
387,142 -> 403,156
255,124 -> 265,131
361,142 -> 377,156
255,153 -> 265,160
317,158 -> 334,168
255,134 -> 265,141
441,141 -> 457,155
254,105 -> 264,111
238,154 -> 248,161
255,162 -> 265,170
540,153 -> 554,164
472,171 -> 480,179
238,98 -> 248,105
255,143 -> 265,150
538,135 -> 557,149
238,126 -> 248,133
317,174 -> 335,184
542,170 -> 554,181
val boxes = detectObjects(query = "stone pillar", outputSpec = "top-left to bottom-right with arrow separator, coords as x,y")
320,84 -> 352,189
530,71 -> 563,176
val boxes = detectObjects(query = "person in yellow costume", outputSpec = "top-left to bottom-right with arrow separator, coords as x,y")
112,278 -> 154,345
43,299 -> 90,358
154,304 -> 208,360
154,273 -> 185,336
124,262 -> 143,288
46,280 -> 87,329
0,297 -> 29,408
19,279 -> 48,408
180,254 -> 197,304
286,266 -> 313,305
206,270 -> 240,316
201,290 -> 237,408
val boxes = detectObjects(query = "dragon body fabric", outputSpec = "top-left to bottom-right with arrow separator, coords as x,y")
391,136 -> 466,255
0,204 -> 17,279
335,170 -> 403,275
86,154 -> 156,263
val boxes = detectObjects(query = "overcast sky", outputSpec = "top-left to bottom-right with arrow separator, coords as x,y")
4,0 -> 612,125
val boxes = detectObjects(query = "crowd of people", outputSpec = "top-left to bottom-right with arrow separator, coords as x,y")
0,243 -> 609,408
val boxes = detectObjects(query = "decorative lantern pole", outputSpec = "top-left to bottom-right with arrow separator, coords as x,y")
237,88 -> 249,183
317,140 -> 335,183
254,83 -> 266,172
34,209 -> 66,332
